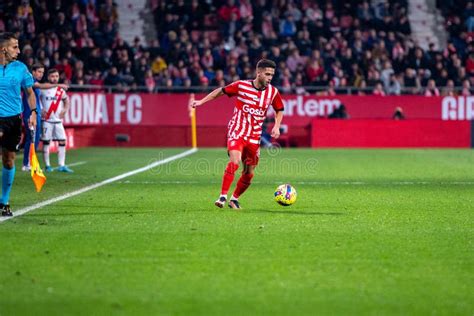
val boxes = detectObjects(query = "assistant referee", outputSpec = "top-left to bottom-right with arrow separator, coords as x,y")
0,32 -> 38,216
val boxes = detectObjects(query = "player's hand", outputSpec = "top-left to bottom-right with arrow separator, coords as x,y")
28,111 -> 37,129
271,126 -> 280,139
59,84 -> 69,91
41,110 -> 47,119
59,110 -> 66,119
191,100 -> 202,108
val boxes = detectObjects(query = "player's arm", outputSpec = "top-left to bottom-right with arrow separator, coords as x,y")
59,94 -> 70,119
34,82 -> 69,91
24,87 -> 37,129
271,111 -> 284,139
191,87 -> 225,108
270,91 -> 285,139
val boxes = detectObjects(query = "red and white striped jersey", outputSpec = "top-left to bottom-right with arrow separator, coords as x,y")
222,80 -> 284,143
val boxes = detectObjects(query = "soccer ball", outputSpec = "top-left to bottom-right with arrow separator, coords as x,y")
274,184 -> 297,206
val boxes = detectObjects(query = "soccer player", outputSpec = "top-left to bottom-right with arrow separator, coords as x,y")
21,63 -> 68,171
192,59 -> 284,209
40,69 -> 73,173
0,32 -> 38,216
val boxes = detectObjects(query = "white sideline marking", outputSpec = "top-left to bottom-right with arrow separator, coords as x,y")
51,161 -> 87,171
0,148 -> 198,223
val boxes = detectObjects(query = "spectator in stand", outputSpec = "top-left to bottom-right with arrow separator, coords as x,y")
279,13 -> 297,38
403,68 -> 420,94
357,80 -> 368,96
99,0 -> 118,25
211,69 -> 226,87
151,56 -> 167,75
442,79 -> 456,96
455,67 -> 468,86
465,53 -> 474,75
88,47 -> 105,72
286,48 -> 306,73
373,82 -> 386,96
145,70 -> 155,93
135,57 -> 150,86
120,61 -> 136,86
367,69 -> 382,87
1,0 -> 471,94
55,58 -> 73,82
72,68 -> 84,85
218,0 -> 240,22
380,61 -> 394,88
318,79 -> 336,96
386,74 -> 401,95
199,75 -> 209,88
104,67 -> 122,87
461,79 -> 472,96
409,48 -> 430,70
424,79 -> 440,96
89,70 -> 104,88
306,58 -> 324,84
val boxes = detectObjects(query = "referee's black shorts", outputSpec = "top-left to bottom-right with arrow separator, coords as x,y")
0,115 -> 22,152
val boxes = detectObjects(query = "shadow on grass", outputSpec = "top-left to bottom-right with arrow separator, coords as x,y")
245,209 -> 345,216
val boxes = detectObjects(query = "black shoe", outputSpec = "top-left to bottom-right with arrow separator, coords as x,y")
215,196 -> 227,208
228,199 -> 241,209
1,204 -> 13,217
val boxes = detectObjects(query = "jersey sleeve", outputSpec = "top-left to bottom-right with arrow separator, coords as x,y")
21,65 -> 34,89
222,81 -> 240,97
61,90 -> 69,101
272,90 -> 284,112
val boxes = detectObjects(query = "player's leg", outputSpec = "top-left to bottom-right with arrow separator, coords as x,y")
1,150 -> 16,216
229,164 -> 255,209
42,122 -> 53,172
21,116 -> 31,171
0,116 -> 22,216
34,119 -> 41,151
56,124 -> 73,173
215,139 -> 243,208
229,143 -> 259,209
56,142 -> 73,173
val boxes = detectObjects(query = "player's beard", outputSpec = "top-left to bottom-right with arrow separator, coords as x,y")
5,51 -> 17,62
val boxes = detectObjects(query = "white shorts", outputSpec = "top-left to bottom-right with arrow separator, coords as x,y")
41,121 -> 66,141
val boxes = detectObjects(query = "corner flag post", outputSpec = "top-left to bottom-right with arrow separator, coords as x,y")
189,93 -> 197,148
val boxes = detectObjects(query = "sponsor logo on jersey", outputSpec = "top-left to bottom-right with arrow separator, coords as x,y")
243,105 -> 265,116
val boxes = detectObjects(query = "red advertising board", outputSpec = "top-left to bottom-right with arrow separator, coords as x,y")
63,93 -> 474,127
61,93 -> 473,147
311,119 -> 471,148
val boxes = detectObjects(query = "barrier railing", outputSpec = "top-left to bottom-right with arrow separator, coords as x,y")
66,84 -> 471,95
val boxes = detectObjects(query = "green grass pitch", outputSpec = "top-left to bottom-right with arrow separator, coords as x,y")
0,147 -> 473,315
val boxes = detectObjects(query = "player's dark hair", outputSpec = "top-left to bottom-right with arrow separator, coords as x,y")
48,68 -> 59,75
256,59 -> 276,70
32,63 -> 44,71
0,32 -> 17,47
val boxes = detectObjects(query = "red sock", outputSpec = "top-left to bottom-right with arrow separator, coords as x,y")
221,162 -> 239,195
232,173 -> 254,199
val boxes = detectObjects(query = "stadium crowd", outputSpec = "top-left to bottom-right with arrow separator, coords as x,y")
1,0 -> 474,95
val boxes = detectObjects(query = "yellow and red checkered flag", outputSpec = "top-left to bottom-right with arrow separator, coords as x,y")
29,135 -> 46,192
